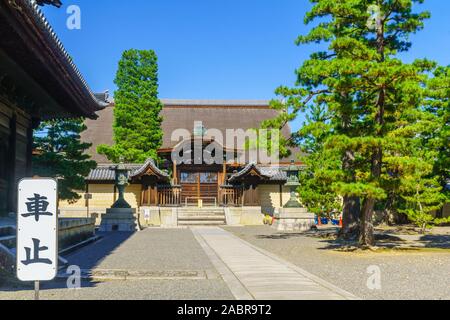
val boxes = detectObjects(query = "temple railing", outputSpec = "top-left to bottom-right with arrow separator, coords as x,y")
219,185 -> 244,207
157,185 -> 182,207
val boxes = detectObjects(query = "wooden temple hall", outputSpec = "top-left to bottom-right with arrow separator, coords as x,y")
60,100 -> 302,222
0,0 -> 107,217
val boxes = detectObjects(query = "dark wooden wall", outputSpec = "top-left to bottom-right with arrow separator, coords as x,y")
0,100 -> 32,216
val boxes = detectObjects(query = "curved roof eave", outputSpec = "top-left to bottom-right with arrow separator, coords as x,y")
1,0 -> 107,119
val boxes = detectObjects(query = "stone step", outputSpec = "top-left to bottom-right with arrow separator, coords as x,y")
178,212 -> 225,217
180,209 -> 225,212
178,215 -> 226,221
177,208 -> 226,226
178,209 -> 224,212
178,220 -> 226,226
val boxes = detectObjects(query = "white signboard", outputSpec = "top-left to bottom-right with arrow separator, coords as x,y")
17,179 -> 58,282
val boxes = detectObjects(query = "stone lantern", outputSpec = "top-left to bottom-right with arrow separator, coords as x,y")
111,161 -> 131,209
99,160 -> 138,232
283,160 -> 302,208
272,160 -> 314,232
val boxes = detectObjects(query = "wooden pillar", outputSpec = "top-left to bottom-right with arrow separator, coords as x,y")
141,184 -> 145,206
6,114 -> 16,213
222,162 -> 227,184
26,123 -> 33,177
26,118 -> 39,177
197,174 -> 201,199
150,186 -> 153,206
173,161 -> 177,185
279,184 -> 283,207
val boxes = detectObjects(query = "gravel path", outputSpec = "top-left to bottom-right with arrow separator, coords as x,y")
66,229 -> 219,272
0,229 -> 234,300
224,226 -> 450,300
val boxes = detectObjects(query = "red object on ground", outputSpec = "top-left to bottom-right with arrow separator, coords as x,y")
339,217 -> 343,228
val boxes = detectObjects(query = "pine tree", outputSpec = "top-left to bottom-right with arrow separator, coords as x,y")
425,66 -> 450,213
98,49 -> 163,163
263,0 -> 438,246
400,171 -> 446,234
33,119 -> 96,202
296,105 -> 342,216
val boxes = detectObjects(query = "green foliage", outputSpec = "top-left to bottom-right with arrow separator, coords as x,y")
296,104 -> 342,215
98,49 -> 163,163
33,119 -> 96,202
262,0 -> 446,245
397,141 -> 447,232
425,66 -> 450,202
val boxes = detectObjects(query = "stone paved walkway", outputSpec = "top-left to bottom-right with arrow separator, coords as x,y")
193,227 -> 358,300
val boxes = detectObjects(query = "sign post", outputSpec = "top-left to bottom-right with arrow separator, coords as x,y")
17,178 -> 58,300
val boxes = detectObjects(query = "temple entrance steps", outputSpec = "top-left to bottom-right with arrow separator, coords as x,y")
177,207 -> 227,226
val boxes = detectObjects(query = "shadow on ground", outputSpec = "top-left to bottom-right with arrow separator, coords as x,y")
0,231 -> 134,292
252,227 -> 450,251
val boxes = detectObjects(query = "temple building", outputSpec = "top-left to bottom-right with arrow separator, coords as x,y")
0,0 -> 107,217
60,100 -> 305,226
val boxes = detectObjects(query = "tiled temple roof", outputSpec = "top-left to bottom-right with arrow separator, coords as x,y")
36,0 -> 62,7
87,164 -> 143,181
86,161 -> 287,183
228,163 -> 271,183
129,158 -> 170,180
28,0 -> 108,114
160,99 -> 271,107
0,0 -> 108,119
260,168 -> 288,182
82,100 -> 301,163
229,164 -> 288,183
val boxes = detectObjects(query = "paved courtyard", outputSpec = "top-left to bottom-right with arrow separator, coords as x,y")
1,225 -> 449,300
0,227 -> 357,300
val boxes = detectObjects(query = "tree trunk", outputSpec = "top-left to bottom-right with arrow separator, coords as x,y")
436,207 -> 444,219
359,198 -> 376,246
382,192 -> 396,225
359,3 -> 386,247
340,195 -> 360,239
340,148 -> 361,239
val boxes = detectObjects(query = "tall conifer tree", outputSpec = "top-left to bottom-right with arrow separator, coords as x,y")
263,0 -> 440,246
98,49 -> 163,163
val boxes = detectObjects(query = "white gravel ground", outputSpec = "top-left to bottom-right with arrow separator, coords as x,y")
224,226 -> 450,300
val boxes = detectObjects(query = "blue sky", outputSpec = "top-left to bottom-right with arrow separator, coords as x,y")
43,0 -> 450,130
